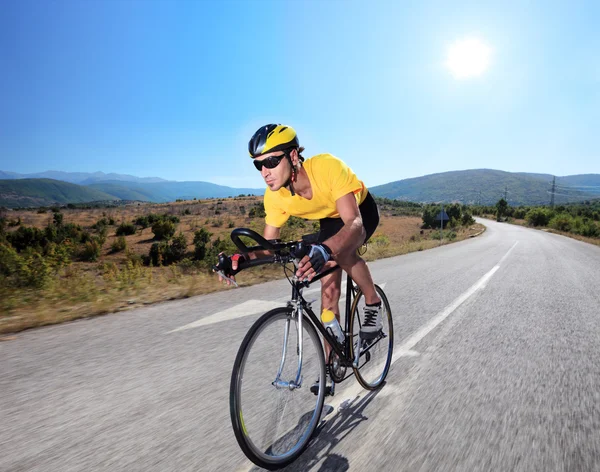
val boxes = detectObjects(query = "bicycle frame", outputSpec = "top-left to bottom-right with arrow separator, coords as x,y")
272,264 -> 358,391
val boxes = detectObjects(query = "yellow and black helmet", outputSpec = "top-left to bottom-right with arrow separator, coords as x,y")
248,124 -> 299,158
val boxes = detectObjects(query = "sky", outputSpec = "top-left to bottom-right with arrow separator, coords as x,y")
1,0 -> 599,189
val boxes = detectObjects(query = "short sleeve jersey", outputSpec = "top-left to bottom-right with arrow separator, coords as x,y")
264,153 -> 368,228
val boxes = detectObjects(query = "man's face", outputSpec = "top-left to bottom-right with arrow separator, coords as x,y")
254,151 -> 291,191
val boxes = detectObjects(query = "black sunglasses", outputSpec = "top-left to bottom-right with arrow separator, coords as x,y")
253,152 -> 288,171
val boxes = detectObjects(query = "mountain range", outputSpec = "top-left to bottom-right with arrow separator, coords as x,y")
370,169 -> 600,206
1,169 -> 599,208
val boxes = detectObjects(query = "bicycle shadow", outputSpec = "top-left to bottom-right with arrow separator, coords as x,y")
249,386 -> 383,471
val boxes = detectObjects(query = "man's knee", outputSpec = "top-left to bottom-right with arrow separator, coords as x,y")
335,247 -> 360,267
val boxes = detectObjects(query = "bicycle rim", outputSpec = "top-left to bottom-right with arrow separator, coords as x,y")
349,285 -> 394,390
230,308 -> 326,470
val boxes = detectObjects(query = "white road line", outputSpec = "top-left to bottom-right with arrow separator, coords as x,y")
168,300 -> 282,333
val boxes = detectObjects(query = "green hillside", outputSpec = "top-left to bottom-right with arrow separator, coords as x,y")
0,179 -> 119,208
84,182 -> 155,202
370,169 -> 600,206
88,180 -> 263,202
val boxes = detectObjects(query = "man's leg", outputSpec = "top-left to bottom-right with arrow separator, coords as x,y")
336,248 -> 383,338
335,250 -> 380,306
320,265 -> 343,361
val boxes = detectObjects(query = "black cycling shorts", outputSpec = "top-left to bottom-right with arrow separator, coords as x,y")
317,191 -> 380,245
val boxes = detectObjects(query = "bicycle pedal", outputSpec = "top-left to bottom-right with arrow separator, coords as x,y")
310,381 -> 334,397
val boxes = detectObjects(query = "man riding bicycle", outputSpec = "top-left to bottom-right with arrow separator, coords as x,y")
218,124 -> 382,389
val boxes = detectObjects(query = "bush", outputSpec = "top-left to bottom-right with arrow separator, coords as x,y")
370,234 -> 389,247
248,203 -> 266,218
574,219 -> 600,238
461,212 -> 475,226
152,220 -> 176,240
116,222 -> 137,236
7,226 -> 46,252
526,208 -> 552,227
80,238 -> 102,262
111,236 -> 127,253
92,218 -> 110,231
193,228 -> 212,261
134,216 -> 150,229
149,241 -> 168,266
169,232 -> 188,262
549,214 -> 574,232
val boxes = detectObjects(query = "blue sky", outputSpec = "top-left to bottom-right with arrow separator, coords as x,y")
1,0 -> 598,189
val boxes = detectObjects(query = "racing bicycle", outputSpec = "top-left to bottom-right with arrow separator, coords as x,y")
215,228 -> 394,470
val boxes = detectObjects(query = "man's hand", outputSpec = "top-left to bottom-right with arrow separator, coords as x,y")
214,253 -> 245,286
296,244 -> 331,281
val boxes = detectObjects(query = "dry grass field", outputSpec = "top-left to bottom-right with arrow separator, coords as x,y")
0,197 -> 484,335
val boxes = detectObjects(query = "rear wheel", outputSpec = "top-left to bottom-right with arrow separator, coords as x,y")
349,285 -> 394,390
230,307 -> 326,470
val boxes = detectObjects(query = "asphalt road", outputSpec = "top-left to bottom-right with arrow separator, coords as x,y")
2,219 -> 600,471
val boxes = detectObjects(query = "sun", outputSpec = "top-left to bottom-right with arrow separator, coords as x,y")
445,37 -> 492,79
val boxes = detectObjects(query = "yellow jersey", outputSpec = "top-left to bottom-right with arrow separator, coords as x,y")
264,153 -> 368,228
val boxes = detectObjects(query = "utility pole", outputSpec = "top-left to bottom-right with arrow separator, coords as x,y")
550,176 -> 556,208
504,186 -> 508,202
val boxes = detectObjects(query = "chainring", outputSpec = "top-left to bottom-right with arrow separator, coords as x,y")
328,349 -> 347,383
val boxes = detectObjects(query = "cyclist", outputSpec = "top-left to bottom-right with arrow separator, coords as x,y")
218,124 -> 382,390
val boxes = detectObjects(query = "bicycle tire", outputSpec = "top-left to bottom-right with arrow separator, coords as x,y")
349,285 -> 394,390
230,307 -> 326,470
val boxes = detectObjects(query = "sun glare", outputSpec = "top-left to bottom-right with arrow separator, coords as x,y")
445,37 -> 491,79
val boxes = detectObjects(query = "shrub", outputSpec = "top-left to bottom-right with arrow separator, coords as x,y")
152,220 -> 176,240
370,234 -> 389,247
111,236 -> 127,253
7,225 -> 46,252
149,241 -> 168,266
461,212 -> 475,226
53,212 -> 64,226
193,228 -> 212,261
80,238 -> 102,262
549,214 -> 574,232
526,208 -> 552,227
134,216 -> 150,228
92,218 -> 110,231
248,203 -> 266,218
116,222 -> 137,236
574,219 -> 599,238
169,232 -> 188,262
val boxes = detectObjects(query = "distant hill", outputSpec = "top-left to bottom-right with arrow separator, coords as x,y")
370,170 -> 600,206
0,170 -> 167,185
0,179 -> 119,208
0,178 -> 264,208
88,180 -> 263,202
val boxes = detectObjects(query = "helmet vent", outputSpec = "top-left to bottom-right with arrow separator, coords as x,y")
267,131 -> 275,138
279,127 -> 288,133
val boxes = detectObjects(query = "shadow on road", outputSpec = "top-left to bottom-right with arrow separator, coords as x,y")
249,386 -> 383,471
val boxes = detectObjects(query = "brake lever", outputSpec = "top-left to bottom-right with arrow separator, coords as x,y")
215,270 -> 239,287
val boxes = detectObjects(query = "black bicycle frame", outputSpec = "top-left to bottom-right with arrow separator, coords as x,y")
290,265 -> 357,366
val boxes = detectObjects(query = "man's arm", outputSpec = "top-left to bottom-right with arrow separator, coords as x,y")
295,192 -> 364,280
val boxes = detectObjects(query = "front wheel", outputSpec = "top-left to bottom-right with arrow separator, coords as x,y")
349,285 -> 394,390
230,307 -> 326,470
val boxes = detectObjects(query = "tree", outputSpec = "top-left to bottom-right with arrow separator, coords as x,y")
496,199 -> 508,221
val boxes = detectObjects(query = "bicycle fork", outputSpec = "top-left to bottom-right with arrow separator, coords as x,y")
272,301 -> 304,391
